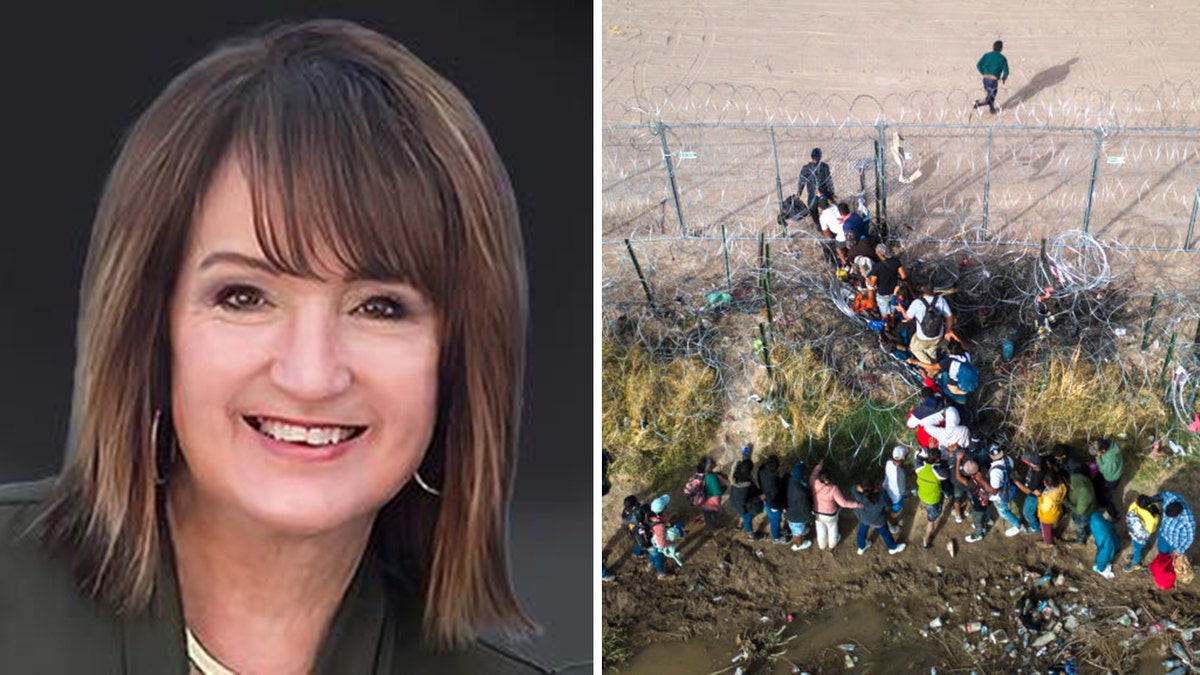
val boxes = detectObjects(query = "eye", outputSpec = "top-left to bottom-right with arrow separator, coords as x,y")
214,284 -> 268,311
354,295 -> 408,321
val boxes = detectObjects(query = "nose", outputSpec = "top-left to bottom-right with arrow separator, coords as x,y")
269,305 -> 352,400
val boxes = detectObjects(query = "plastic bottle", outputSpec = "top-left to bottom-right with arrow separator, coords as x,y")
1002,339 -> 1014,361
965,622 -> 987,634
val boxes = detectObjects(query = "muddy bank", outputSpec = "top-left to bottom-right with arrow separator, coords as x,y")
602,503 -> 1199,673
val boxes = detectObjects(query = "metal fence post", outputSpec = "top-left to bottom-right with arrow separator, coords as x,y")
721,224 -> 733,292
1186,182 -> 1199,249
982,127 -> 993,238
770,126 -> 784,213
1082,128 -> 1103,234
656,122 -> 687,236
876,122 -> 888,224
624,238 -> 656,311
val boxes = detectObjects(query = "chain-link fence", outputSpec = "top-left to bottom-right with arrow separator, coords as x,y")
603,121 -> 1200,251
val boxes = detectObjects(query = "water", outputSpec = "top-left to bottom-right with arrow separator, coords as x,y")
608,600 -> 940,674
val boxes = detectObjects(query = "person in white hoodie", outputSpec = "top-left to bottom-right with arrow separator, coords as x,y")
883,446 -> 909,534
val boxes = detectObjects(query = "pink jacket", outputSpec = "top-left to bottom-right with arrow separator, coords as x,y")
810,462 -> 860,515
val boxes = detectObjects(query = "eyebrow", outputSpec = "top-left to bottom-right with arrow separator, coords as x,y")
198,251 -> 279,275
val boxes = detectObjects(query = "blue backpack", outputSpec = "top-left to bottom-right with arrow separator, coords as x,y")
954,361 -> 980,393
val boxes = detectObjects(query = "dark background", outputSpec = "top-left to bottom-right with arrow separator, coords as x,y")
0,1 -> 590,669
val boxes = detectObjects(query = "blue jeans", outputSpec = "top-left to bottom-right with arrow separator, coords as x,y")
1159,537 -> 1176,556
1070,512 -> 1091,543
766,506 -> 784,540
1131,539 -> 1146,564
980,77 -> 998,109
648,549 -> 666,575
857,522 -> 898,550
741,512 -> 754,533
994,499 -> 1022,529
1023,494 -> 1039,529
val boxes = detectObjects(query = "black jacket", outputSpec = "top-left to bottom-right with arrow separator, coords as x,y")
758,466 -> 787,510
785,474 -> 813,524
0,479 -> 547,674
853,489 -> 887,527
726,480 -> 761,516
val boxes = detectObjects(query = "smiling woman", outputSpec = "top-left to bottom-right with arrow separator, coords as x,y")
0,19 -> 543,674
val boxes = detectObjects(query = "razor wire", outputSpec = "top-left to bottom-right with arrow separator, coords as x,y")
603,81 -> 1200,128
603,231 -> 1200,468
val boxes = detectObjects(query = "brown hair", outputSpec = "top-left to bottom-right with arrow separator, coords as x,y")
38,19 -> 531,647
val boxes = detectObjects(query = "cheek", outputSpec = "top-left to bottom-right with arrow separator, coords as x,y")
170,321 -> 266,433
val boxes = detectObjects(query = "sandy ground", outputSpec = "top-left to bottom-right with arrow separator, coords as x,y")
603,0 -> 1200,114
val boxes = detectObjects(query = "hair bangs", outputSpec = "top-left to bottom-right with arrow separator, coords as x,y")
231,54 -> 451,305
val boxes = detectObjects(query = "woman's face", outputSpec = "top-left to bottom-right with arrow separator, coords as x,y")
169,157 -> 440,536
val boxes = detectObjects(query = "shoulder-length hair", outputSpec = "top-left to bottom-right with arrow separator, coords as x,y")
38,19 -> 531,648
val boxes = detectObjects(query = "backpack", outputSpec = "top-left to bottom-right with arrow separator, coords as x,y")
918,297 -> 945,337
992,456 -> 1017,502
954,361 -> 979,393
683,472 -> 706,506
625,504 -> 654,549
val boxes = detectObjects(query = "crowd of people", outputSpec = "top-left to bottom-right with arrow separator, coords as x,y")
606,196 -> 1196,585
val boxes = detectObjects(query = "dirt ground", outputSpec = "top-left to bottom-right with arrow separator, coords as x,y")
602,470 -> 1200,673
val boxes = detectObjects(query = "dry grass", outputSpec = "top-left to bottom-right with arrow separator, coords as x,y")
753,344 -> 908,472
602,334 -> 724,483
1006,346 -> 1168,448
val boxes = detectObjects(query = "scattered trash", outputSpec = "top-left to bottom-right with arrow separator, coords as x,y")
964,621 -> 987,634
1064,615 -> 1078,632
1033,632 -> 1057,648
947,540 -> 956,558
837,643 -> 856,651
935,565 -> 944,574
760,616 -> 770,623
1053,573 -> 1065,586
843,653 -> 857,668
1031,571 -> 1053,586
929,617 -> 943,630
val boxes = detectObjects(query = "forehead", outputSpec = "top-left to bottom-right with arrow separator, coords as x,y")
185,155 -> 366,281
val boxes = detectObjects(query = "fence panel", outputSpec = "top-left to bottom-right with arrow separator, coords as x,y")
1088,132 -> 1200,249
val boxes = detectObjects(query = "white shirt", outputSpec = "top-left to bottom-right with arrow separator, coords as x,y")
820,207 -> 846,241
884,461 -> 906,504
988,458 -> 1012,502
906,295 -> 952,340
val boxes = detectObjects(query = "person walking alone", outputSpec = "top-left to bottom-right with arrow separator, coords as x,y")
973,40 -> 1009,114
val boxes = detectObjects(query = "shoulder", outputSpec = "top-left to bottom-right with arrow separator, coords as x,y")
409,640 -> 553,674
0,478 -> 127,670
0,477 -> 54,553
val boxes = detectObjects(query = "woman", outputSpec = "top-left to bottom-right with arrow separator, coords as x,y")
810,462 -> 859,551
1037,471 -> 1069,547
0,20 -> 540,673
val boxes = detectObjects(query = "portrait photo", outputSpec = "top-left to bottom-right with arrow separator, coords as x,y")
0,1 -> 591,672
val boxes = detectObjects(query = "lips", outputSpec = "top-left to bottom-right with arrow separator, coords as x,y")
243,415 -> 368,447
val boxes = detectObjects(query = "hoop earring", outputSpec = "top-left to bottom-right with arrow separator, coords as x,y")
152,409 -> 178,486
413,471 -> 441,497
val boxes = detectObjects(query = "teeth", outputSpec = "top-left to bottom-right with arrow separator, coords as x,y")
257,418 -> 357,446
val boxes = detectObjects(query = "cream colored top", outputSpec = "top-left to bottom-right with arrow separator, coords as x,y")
186,627 -> 237,675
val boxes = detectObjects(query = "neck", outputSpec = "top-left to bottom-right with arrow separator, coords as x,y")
167,473 -> 373,674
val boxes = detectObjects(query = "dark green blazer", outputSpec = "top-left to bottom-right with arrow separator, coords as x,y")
0,479 -> 545,673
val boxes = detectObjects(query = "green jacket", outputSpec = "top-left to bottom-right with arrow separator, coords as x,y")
976,51 -> 1009,80
1065,473 -> 1096,515
1096,443 -> 1123,482
0,479 -> 544,674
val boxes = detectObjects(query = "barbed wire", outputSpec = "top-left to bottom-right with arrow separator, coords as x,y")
603,81 -> 1200,128
603,230 -> 1200,470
